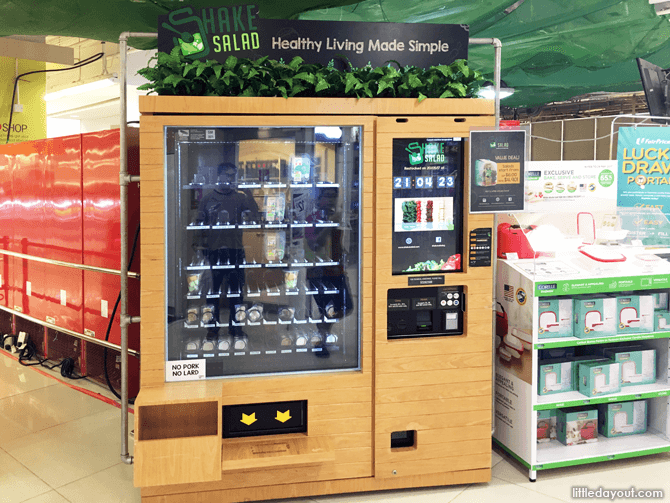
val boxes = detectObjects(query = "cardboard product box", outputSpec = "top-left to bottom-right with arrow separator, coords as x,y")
538,361 -> 572,396
598,401 -> 647,437
579,360 -> 621,397
556,407 -> 599,446
616,295 -> 654,334
537,410 -> 557,443
603,348 -> 656,386
654,310 -> 670,332
574,297 -> 617,338
537,298 -> 573,339
653,291 -> 669,311
571,357 -> 610,390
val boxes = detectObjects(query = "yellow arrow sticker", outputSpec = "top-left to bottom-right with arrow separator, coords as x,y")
240,412 -> 257,426
276,410 -> 291,423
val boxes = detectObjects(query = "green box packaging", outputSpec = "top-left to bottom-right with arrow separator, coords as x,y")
556,407 -> 599,446
574,297 -> 617,338
616,295 -> 654,334
579,360 -> 621,397
538,361 -> 572,396
571,357 -> 609,391
537,298 -> 573,339
653,292 -> 669,311
537,410 -> 556,443
603,348 -> 656,386
654,310 -> 670,332
598,401 -> 647,437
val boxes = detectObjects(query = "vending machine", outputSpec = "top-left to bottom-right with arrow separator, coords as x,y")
135,97 -> 494,502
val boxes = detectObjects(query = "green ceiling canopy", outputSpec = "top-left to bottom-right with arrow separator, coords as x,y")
1,0 -> 669,106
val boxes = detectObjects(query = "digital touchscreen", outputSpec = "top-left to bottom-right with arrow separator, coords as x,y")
392,138 -> 464,275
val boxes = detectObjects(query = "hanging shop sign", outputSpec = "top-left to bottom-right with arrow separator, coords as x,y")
469,130 -> 526,214
157,4 -> 468,68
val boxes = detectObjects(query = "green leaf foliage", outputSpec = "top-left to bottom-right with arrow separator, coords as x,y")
137,52 -> 485,101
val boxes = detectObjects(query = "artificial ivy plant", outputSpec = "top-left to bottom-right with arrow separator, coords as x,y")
137,47 -> 485,101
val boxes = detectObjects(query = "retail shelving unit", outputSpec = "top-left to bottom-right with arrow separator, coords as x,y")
494,240 -> 670,481
134,96 -> 495,502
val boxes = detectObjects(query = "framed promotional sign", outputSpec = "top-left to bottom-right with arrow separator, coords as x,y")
469,130 -> 526,214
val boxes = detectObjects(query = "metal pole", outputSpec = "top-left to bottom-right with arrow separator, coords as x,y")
118,30 -> 156,466
469,38 -> 502,128
119,31 -> 131,466
0,249 -> 139,278
469,37 -> 503,436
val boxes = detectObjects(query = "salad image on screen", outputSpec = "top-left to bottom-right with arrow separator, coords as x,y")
395,198 -> 454,231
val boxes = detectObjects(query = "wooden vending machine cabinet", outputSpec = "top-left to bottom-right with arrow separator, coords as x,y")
135,97 -> 494,502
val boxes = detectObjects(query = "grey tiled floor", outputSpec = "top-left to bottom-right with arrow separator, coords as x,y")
1,351 -> 669,502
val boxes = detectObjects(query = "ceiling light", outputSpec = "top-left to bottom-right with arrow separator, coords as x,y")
478,80 -> 515,100
44,76 -> 117,101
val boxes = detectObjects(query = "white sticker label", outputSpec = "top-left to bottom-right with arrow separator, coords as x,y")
60,289 -> 67,306
26,281 -> 31,296
0,274 -> 3,287
206,129 -> 215,139
505,252 -> 519,260
166,359 -> 206,382
101,300 -> 109,318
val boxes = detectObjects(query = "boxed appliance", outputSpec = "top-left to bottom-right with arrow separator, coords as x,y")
537,298 -> 573,339
556,407 -> 599,446
653,291 -> 669,311
571,357 -> 609,390
578,360 -> 621,397
537,409 -> 556,443
654,310 -> 670,331
598,401 -> 647,437
538,361 -> 572,395
616,295 -> 653,334
603,348 -> 656,386
574,297 -> 617,338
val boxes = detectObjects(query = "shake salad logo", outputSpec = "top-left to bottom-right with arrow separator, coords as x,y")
162,7 -> 210,58
159,4 -> 261,60
405,141 -> 448,165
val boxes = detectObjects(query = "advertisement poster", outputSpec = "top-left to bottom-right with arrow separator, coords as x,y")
617,127 -> 670,244
158,4 -> 468,68
525,160 -> 617,213
469,130 -> 526,213
0,56 -> 46,143
392,138 -> 464,274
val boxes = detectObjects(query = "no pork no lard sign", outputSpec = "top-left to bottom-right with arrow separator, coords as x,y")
158,4 -> 468,68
